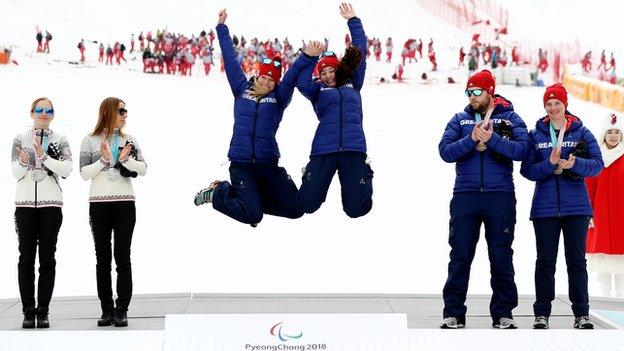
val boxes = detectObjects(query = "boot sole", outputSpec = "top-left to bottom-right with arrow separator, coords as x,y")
98,321 -> 113,327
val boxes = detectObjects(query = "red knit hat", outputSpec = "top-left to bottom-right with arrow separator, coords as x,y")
316,54 -> 341,75
466,70 -> 495,95
258,56 -> 282,81
543,83 -> 568,107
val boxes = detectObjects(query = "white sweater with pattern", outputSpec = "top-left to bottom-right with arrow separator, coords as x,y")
79,133 -> 147,202
12,129 -> 73,208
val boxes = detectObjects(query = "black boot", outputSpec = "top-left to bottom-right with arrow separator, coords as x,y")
22,307 -> 36,329
36,307 -> 50,328
97,309 -> 114,327
113,308 -> 128,327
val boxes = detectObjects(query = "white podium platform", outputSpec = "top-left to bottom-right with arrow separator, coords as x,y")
2,329 -> 624,351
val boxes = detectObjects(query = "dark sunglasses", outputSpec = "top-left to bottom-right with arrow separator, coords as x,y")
465,89 -> 484,97
261,58 -> 282,67
118,108 -> 128,116
33,107 -> 54,115
321,50 -> 336,57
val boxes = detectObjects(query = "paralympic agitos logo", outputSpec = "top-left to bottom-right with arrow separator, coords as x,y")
270,322 -> 303,342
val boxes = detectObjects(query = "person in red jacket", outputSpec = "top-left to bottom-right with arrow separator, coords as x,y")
608,52 -> 616,71
385,37 -> 393,63
428,48 -> 437,71
537,48 -> 548,73
511,46 -> 520,66
209,29 -> 215,47
78,40 -> 86,62
113,42 -> 120,65
105,45 -> 114,65
458,47 -> 465,66
98,43 -> 104,63
393,63 -> 403,82
138,32 -> 145,51
597,50 -> 607,71
373,38 -> 381,61
586,112 -> 624,297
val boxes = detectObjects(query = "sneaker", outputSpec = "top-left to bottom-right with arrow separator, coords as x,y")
194,181 -> 221,206
533,316 -> 549,329
574,316 -> 594,329
97,309 -> 114,327
113,308 -> 128,328
493,317 -> 517,329
36,308 -> 50,329
21,307 -> 36,329
440,317 -> 465,329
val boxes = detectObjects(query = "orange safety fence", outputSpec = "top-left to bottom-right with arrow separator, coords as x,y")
563,66 -> 624,112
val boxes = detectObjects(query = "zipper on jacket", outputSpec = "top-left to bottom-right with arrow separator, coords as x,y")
480,152 -> 484,192
34,181 -> 38,208
252,100 -> 260,163
555,175 -> 561,217
338,88 -> 344,152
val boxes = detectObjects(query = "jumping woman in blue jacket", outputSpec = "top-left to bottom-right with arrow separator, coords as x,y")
296,3 -> 374,218
194,9 -> 323,226
521,84 -> 603,330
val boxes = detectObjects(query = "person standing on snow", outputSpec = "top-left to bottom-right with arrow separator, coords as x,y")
295,3 -> 374,219
586,112 -> 624,298
36,31 -> 43,52
98,43 -> 104,63
385,37 -> 393,63
12,97 -> 72,329
78,39 -> 86,62
193,9 -> 321,226
458,47 -> 465,66
520,84 -> 603,329
44,31 -> 52,53
438,70 -> 530,329
105,44 -> 114,65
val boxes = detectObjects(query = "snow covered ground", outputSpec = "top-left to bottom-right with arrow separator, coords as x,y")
0,0 -> 617,301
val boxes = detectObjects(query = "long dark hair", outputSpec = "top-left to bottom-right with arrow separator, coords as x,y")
335,46 -> 363,87
91,97 -> 125,138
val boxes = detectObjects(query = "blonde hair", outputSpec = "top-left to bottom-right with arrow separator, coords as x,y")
30,97 -> 53,113
245,77 -> 273,100
91,97 -> 125,138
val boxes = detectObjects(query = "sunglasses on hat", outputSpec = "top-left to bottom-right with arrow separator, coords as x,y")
119,108 -> 128,116
261,58 -> 282,68
321,50 -> 336,58
33,107 -> 54,116
465,89 -> 484,97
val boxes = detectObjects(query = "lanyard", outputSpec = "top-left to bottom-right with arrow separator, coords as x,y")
475,113 -> 482,123
110,130 -> 119,162
549,120 -> 566,148
33,129 -> 49,169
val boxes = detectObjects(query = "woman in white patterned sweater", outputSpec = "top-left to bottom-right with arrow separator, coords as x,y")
80,97 -> 146,328
12,97 -> 72,329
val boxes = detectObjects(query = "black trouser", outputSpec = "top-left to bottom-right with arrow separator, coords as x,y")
442,192 -> 518,323
212,161 -> 304,225
15,207 -> 63,313
89,201 -> 136,312
297,152 -> 374,218
533,215 -> 590,317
